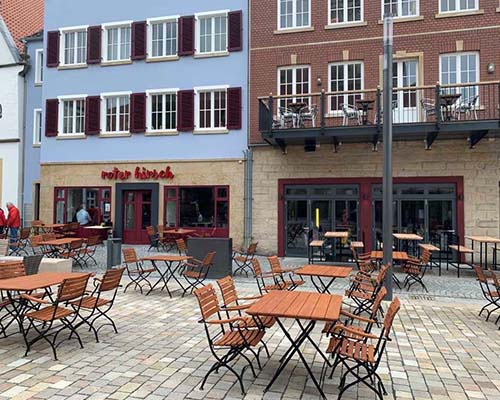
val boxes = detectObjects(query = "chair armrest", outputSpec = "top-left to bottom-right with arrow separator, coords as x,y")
340,325 -> 378,339
206,316 -> 248,327
261,272 -> 281,278
222,304 -> 252,311
340,310 -> 376,324
239,295 -> 263,301
20,293 -> 50,304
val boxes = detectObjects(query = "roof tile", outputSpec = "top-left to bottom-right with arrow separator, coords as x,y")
0,0 -> 44,51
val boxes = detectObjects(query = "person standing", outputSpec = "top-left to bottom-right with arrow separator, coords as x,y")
6,202 -> 21,247
76,204 -> 92,226
0,207 -> 6,236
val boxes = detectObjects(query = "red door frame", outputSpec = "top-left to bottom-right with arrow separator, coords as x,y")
123,190 -> 152,244
277,176 -> 464,257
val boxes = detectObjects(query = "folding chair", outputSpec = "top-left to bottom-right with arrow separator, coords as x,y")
9,228 -> 31,256
194,284 -> 266,394
0,262 -> 27,337
70,268 -> 125,342
485,267 -> 500,327
351,247 -> 376,274
146,226 -> 162,252
403,250 -> 430,292
181,251 -> 216,296
345,264 -> 389,315
267,256 -> 305,290
122,248 -> 155,294
232,242 -> 258,277
79,236 -> 100,267
324,298 -> 401,400
249,259 -> 288,295
58,239 -> 85,268
473,265 -> 500,322
22,274 -> 92,360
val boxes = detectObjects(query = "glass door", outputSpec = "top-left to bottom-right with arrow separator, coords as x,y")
393,60 -> 418,123
285,199 -> 308,256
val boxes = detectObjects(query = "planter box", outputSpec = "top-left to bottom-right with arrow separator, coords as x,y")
186,237 -> 233,279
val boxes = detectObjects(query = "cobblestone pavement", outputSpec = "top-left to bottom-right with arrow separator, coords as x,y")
0,246 -> 498,399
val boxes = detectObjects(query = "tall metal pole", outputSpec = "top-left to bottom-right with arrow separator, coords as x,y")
382,14 -> 394,300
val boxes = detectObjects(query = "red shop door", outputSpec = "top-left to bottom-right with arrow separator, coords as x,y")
123,190 -> 152,244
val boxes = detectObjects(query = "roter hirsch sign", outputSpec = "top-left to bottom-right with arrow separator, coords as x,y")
101,166 -> 175,181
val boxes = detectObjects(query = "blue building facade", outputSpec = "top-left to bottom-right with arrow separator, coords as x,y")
39,0 -> 248,244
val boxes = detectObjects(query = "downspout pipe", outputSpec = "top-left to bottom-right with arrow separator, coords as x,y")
243,148 -> 253,248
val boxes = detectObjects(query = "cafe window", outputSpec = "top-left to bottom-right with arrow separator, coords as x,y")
54,187 -> 111,224
164,186 -> 229,234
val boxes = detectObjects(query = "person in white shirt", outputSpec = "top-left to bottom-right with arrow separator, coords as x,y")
76,204 -> 92,226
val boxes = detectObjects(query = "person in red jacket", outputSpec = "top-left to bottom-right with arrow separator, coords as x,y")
0,207 -> 6,236
6,202 -> 21,247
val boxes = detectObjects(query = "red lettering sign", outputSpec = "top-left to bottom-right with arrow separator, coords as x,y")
101,166 -> 175,181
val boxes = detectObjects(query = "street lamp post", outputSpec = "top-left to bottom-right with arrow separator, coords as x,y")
382,14 -> 394,299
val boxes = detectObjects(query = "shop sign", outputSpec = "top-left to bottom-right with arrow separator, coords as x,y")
101,166 -> 175,181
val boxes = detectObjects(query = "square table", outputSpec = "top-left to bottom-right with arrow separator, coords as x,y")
393,233 -> 423,256
141,254 -> 192,297
324,231 -> 349,261
370,251 -> 409,262
246,291 -> 342,399
465,235 -> 500,270
295,264 -> 352,293
39,237 -> 84,257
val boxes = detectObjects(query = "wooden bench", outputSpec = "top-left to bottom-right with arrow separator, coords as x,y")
308,240 -> 325,264
448,244 -> 474,277
350,241 -> 364,250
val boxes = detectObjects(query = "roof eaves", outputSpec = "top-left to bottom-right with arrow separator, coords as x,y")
0,15 -> 22,63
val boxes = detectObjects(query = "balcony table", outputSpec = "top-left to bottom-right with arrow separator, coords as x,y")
287,102 -> 307,127
356,99 -> 375,125
440,93 -> 461,121
141,254 -> 192,297
295,264 -> 352,293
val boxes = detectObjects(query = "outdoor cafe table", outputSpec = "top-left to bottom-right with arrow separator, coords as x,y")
295,264 -> 352,293
246,290 -> 342,399
141,254 -> 192,297
440,93 -> 461,121
164,229 -> 196,240
34,223 -> 65,233
324,231 -> 349,260
465,235 -> 500,270
356,99 -> 375,125
39,237 -> 84,257
393,233 -> 423,256
370,250 -> 409,262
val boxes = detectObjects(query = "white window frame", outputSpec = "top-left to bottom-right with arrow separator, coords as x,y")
439,51 -> 480,103
277,0 -> 311,30
277,65 -> 311,109
194,85 -> 229,132
146,16 -> 179,60
439,0 -> 478,14
327,61 -> 364,115
381,0 -> 419,19
34,49 -> 44,85
328,0 -> 364,25
59,25 -> 89,66
100,91 -> 132,135
102,21 -> 133,63
57,94 -> 88,137
33,108 -> 42,145
146,88 -> 179,133
195,10 -> 229,56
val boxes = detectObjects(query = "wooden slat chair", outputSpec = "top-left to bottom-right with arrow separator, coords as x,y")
146,226 -> 162,252
30,234 -> 54,257
58,239 -> 85,268
402,250 -> 431,292
9,228 -> 31,256
232,242 -> 258,277
0,262 -> 27,337
447,234 -> 474,277
194,284 -> 266,395
267,256 -> 305,290
122,248 -> 155,294
70,268 -> 125,342
21,274 -> 92,360
473,265 -> 500,322
79,236 -> 100,267
485,267 -> 500,327
324,297 -> 401,400
419,242 -> 442,275
249,259 -> 289,295
65,222 -> 80,237
181,251 -> 216,296
308,239 -> 325,264
40,233 -> 61,257
30,220 -> 44,235
351,247 -> 377,274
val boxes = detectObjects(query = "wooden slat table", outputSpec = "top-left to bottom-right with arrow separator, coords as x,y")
247,291 -> 342,399
370,251 -> 409,262
465,235 -> 500,270
295,264 -> 352,293
393,233 -> 423,256
324,231 -> 349,261
141,254 -> 192,297
39,237 -> 84,258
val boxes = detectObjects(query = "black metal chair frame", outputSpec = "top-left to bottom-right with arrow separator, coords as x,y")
345,266 -> 389,316
123,251 -> 155,294
447,234 -> 474,277
181,252 -> 215,297
403,251 -> 430,292
9,228 -> 31,256
473,265 -> 500,322
232,242 -> 258,277
79,236 -> 99,267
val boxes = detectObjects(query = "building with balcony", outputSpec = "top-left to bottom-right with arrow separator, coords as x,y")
39,0 -> 247,244
250,0 -> 500,256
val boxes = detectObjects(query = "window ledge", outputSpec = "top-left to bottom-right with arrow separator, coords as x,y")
99,132 -> 132,138
34,82 -> 42,87
193,129 -> 229,135
274,26 -> 314,35
497,7 -> 500,12
145,130 -> 179,136
101,60 -> 133,67
435,9 -> 484,19
56,134 -> 86,140
58,64 -> 88,70
146,55 -> 180,63
193,51 -> 229,59
377,15 -> 424,24
325,21 -> 367,30
32,144 -> 41,148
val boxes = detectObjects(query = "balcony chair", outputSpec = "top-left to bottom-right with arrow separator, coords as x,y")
298,104 -> 318,127
9,228 -> 31,256
453,94 -> 479,120
341,103 -> 362,126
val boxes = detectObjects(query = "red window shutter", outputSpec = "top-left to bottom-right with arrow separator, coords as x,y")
228,11 -> 243,52
227,87 -> 242,130
45,99 -> 59,137
131,21 -> 147,60
46,31 -> 60,67
85,96 -> 101,135
130,93 -> 147,133
177,90 -> 195,131
178,16 -> 195,56
87,26 -> 102,64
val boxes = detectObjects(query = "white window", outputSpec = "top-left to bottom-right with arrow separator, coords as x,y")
328,62 -> 363,113
33,109 -> 42,145
277,65 -> 310,109
383,0 -> 418,18
35,49 -> 43,84
440,0 -> 478,13
103,22 -> 132,62
101,93 -> 131,134
147,90 -> 178,132
60,26 -> 88,66
329,0 -> 363,24
278,0 -> 310,30
58,96 -> 87,136
147,17 -> 178,59
440,52 -> 479,100
195,86 -> 228,131
196,12 -> 228,55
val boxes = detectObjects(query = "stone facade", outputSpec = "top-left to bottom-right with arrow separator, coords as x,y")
252,139 -> 500,255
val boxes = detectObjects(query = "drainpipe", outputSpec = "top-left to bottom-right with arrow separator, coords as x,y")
18,44 -> 30,228
243,149 -> 253,247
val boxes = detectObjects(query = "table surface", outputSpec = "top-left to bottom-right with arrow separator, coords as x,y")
324,231 -> 349,239
164,229 -> 196,235
0,272 -> 90,291
465,235 -> 500,243
36,223 -> 65,228
393,233 -> 423,241
246,291 -> 342,322
440,93 -> 461,104
39,238 -> 83,246
142,255 -> 192,262
371,251 -> 409,261
83,225 -> 110,229
418,243 -> 440,251
295,265 -> 352,278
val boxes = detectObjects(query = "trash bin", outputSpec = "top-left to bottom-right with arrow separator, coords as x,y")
106,238 -> 122,270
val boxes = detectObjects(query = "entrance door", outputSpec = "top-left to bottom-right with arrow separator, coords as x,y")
123,190 -> 152,244
393,60 -> 418,123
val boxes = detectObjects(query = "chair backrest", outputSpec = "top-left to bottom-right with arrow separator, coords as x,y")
69,222 -> 80,231
202,251 -> 216,267
146,226 -> 155,236
122,248 -> 138,264
267,256 -> 282,274
375,264 -> 390,285
70,239 -> 84,250
0,261 -> 26,279
473,264 -> 489,283
371,286 -> 387,319
382,297 -> 401,338
421,249 -> 431,265
42,233 -> 56,241
23,255 -> 44,275
30,234 -> 44,247
19,228 -> 31,240
250,258 -> 263,277
0,239 -> 9,256
487,267 -> 500,289
31,220 -> 43,227
86,235 -> 100,247
247,242 -> 258,255
421,98 -> 435,110
58,274 -> 91,302
176,238 -> 187,254
194,284 -> 220,320
216,275 -> 238,306
100,268 -> 125,292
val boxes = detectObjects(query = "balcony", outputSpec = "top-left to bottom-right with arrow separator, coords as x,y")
258,81 -> 500,152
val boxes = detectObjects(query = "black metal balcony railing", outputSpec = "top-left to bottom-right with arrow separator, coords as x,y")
259,81 -> 500,134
